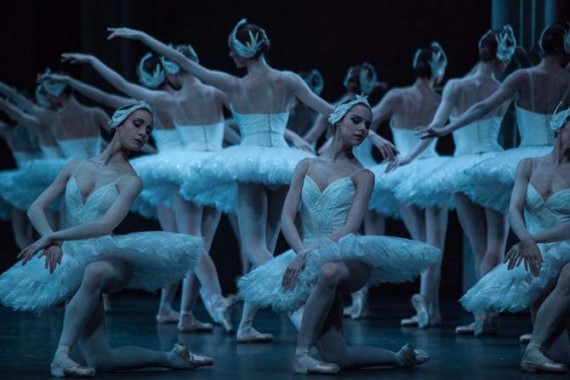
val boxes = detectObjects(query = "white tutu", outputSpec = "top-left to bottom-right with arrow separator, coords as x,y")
239,234 -> 440,312
367,163 -> 401,218
181,145 -> 313,213
0,176 -> 203,312
461,146 -> 551,213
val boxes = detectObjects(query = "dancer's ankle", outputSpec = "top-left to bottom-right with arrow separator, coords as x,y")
295,345 -> 310,357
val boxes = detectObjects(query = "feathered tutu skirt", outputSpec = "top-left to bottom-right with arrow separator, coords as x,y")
180,145 -> 314,213
461,146 -> 551,213
460,240 -> 570,313
238,234 -> 440,312
0,231 -> 202,312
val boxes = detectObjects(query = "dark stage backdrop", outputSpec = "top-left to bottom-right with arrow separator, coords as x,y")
0,0 -> 567,298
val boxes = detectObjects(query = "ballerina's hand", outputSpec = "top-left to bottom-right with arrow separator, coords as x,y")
505,240 -> 543,276
416,125 -> 444,140
107,27 -> 142,41
385,155 -> 411,173
61,53 -> 92,65
39,244 -> 63,274
282,254 -> 307,290
17,235 -> 54,266
375,138 -> 398,162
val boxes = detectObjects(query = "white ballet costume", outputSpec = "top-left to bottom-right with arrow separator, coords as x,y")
460,183 -> 570,313
0,150 -> 42,220
181,110 -> 314,213
369,127 -> 450,215
57,136 -> 102,159
461,106 -> 553,213
0,174 -> 202,312
398,117 -> 504,206
238,175 -> 441,312
130,129 -> 183,219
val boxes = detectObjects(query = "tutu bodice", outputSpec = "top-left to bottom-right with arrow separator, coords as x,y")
65,176 -> 118,227
390,127 -> 437,158
516,106 -> 553,147
152,129 -> 183,151
176,121 -> 224,151
232,109 -> 289,147
525,184 -> 570,234
302,176 -> 354,240
58,137 -> 101,159
452,116 -> 503,156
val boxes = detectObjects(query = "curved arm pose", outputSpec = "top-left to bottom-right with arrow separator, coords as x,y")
108,20 -> 333,342
0,103 -> 213,377
239,98 -> 439,374
62,47 -> 235,331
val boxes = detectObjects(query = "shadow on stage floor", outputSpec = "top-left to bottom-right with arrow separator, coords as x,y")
1,292 -> 565,379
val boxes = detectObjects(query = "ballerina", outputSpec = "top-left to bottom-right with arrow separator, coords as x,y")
461,102 -> 570,373
59,48 -> 235,332
366,42 -> 450,328
388,26 -> 516,336
107,19 -> 332,342
238,96 -> 439,374
0,102 -> 213,377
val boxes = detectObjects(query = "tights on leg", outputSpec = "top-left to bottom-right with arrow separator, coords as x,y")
423,206 -> 447,320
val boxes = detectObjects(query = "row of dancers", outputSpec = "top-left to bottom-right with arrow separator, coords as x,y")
0,18 -> 568,376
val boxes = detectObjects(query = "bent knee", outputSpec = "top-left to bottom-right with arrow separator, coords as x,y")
318,263 -> 345,288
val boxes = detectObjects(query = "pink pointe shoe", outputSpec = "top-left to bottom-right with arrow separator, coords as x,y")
397,344 -> 430,367
171,343 -> 214,369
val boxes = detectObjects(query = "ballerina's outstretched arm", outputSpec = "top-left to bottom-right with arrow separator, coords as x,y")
0,82 -> 44,117
0,98 -> 39,129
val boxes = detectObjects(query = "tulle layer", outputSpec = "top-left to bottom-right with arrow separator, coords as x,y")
0,231 -> 202,312
461,146 -> 551,213
460,240 -> 570,313
238,234 -> 440,312
180,145 -> 314,213
367,163 -> 400,218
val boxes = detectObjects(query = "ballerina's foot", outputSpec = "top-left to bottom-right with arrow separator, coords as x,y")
410,294 -> 429,328
50,351 -> 96,378
521,345 -> 568,373
519,333 -> 532,344
292,353 -> 340,374
236,327 -> 274,343
169,343 -> 214,369
177,316 -> 214,333
156,308 -> 180,324
455,322 -> 476,335
397,344 -> 431,368
473,316 -> 499,337
208,295 -> 235,334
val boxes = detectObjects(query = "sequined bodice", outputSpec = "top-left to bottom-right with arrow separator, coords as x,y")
524,183 -> 570,235
390,127 -> 437,158
232,109 -> 289,147
516,106 -> 553,147
301,176 -> 355,240
175,121 -> 224,151
58,137 -> 101,159
152,129 -> 183,151
64,176 -> 118,228
451,116 -> 503,156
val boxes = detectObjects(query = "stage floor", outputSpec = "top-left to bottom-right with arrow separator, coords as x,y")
0,292 -> 565,379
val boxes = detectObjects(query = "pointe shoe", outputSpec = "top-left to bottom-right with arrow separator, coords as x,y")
50,351 -> 96,378
156,309 -> 180,324
171,343 -> 214,369
411,294 -> 429,328
292,354 -> 340,374
519,333 -> 532,344
206,295 -> 234,334
455,322 -> 476,335
520,360 -> 568,373
236,327 -> 274,343
348,288 -> 371,320
397,344 -> 431,367
177,315 -> 214,333
473,316 -> 499,337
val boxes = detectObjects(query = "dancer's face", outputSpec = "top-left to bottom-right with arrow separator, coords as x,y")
117,109 -> 153,151
336,104 -> 372,146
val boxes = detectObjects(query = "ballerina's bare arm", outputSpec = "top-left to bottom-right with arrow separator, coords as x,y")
43,72 -> 133,110
505,159 -> 543,275
61,53 -> 168,105
0,82 -> 44,117
303,113 -> 328,144
107,28 -> 239,95
288,71 -> 333,117
420,70 -> 523,139
328,169 -> 374,242
0,98 -> 39,129
281,159 -> 312,255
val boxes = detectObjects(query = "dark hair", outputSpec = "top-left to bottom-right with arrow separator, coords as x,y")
479,33 -> 499,62
343,63 -> 379,95
234,23 -> 271,59
412,48 -> 434,79
540,23 -> 569,56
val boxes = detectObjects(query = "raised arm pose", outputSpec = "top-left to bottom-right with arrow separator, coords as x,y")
61,48 -> 235,331
239,97 -> 439,374
0,102 -> 213,377
461,103 -> 570,373
108,19 -> 333,342
418,23 -> 570,213
389,26 -> 516,336
366,42 -> 450,328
